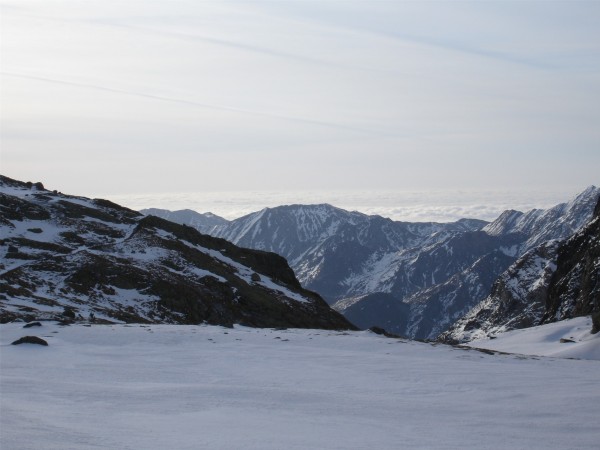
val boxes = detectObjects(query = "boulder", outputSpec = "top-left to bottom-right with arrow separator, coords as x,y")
11,336 -> 48,346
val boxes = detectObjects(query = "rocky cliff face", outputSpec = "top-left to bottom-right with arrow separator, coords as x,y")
439,241 -> 560,343
542,197 -> 600,323
0,175 -> 353,330
440,195 -> 600,343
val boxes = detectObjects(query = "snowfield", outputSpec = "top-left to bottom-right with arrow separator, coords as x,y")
467,316 -> 600,360
1,322 -> 599,450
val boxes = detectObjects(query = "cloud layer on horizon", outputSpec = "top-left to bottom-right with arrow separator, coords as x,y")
105,186 -> 589,223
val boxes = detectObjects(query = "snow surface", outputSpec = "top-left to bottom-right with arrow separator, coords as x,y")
2,322 -> 599,450
468,316 -> 600,360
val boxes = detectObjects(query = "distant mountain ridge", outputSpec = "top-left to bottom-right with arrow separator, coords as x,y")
138,186 -> 599,340
482,185 -> 599,252
0,175 -> 352,330
212,204 -> 489,302
140,208 -> 228,234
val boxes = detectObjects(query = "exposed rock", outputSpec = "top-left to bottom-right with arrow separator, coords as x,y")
592,311 -> 600,334
11,336 -> 48,346
23,321 -> 42,328
0,175 -> 354,331
439,241 -> 559,343
541,196 -> 600,323
368,326 -> 403,339
440,195 -> 600,344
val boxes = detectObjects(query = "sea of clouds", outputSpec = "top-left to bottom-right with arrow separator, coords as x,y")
104,187 -> 586,223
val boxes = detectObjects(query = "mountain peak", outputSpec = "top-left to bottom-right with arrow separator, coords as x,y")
483,209 -> 525,236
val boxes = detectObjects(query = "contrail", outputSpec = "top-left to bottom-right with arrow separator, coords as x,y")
2,71 -> 386,136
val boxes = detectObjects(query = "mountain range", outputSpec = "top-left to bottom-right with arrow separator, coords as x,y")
3,174 -> 595,340
0,175 -> 352,330
144,186 -> 600,339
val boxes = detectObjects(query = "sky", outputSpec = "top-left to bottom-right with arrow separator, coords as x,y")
1,1 -> 599,221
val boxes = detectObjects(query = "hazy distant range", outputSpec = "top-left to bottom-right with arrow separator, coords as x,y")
102,187 -> 586,223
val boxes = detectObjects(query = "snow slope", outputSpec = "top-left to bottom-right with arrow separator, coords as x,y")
2,322 -> 599,450
467,316 -> 600,360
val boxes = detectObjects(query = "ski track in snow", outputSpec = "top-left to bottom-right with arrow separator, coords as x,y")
1,322 -> 599,450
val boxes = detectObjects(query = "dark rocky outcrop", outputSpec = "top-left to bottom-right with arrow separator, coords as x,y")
0,175 -> 353,330
541,197 -> 600,323
592,311 -> 600,334
11,336 -> 48,346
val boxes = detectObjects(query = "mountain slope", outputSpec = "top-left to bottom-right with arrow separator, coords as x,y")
332,232 -> 524,339
542,196 -> 600,322
0,175 -> 352,330
439,241 -> 560,343
213,204 -> 488,301
441,194 -> 600,343
137,187 -> 599,340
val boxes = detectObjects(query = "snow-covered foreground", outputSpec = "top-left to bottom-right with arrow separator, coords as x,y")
468,316 -> 600,360
1,322 -> 599,450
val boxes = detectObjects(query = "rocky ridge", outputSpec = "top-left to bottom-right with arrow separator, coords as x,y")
0,175 -> 353,330
440,195 -> 600,343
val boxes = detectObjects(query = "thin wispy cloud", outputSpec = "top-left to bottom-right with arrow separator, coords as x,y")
1,0 -> 598,199
2,71 -> 382,136
106,187 -> 585,224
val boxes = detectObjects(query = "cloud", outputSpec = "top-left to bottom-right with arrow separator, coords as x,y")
1,71 -> 379,136
1,1 -> 599,196
104,188 -> 583,223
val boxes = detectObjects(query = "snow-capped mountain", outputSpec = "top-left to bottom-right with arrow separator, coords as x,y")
0,175 -> 352,330
441,194 -> 600,343
482,185 -> 599,252
138,187 -> 599,340
140,208 -> 228,234
210,189 -> 598,339
212,204 -> 487,301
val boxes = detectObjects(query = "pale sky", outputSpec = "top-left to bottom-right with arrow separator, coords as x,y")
1,1 -> 599,214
